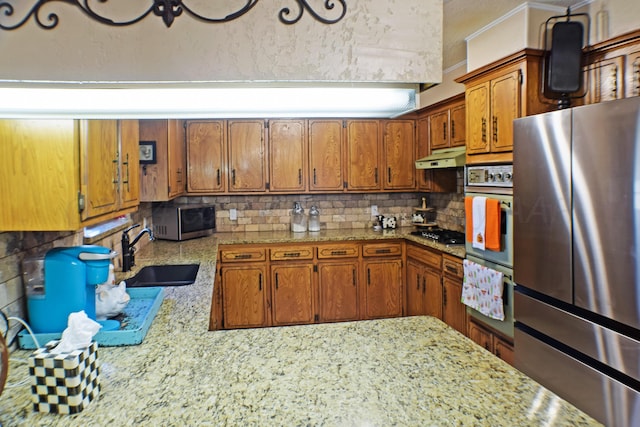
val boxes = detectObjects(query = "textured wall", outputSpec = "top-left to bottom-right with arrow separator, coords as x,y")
0,0 -> 442,84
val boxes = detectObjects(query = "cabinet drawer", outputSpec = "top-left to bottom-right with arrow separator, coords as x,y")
406,244 -> 441,270
442,254 -> 463,279
317,243 -> 359,259
362,242 -> 402,257
270,245 -> 314,261
219,247 -> 267,263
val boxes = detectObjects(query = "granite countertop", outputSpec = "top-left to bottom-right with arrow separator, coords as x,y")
0,230 -> 601,426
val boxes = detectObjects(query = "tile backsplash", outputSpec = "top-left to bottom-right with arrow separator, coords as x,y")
0,176 -> 464,349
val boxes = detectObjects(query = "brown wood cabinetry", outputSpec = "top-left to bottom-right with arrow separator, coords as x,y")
428,98 -> 466,150
361,242 -> 404,319
0,119 -> 139,231
405,244 -> 442,318
381,120 -> 415,190
185,120 -> 226,193
345,120 -> 380,191
316,243 -> 360,322
139,119 -> 186,201
456,49 -> 552,164
228,120 -> 267,192
468,318 -> 514,366
269,120 -> 307,192
308,120 -> 344,192
442,254 -> 467,335
628,49 -> 640,98
271,259 -> 315,326
584,55 -> 624,104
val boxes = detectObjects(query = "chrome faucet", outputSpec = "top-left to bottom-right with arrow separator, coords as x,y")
122,224 -> 154,272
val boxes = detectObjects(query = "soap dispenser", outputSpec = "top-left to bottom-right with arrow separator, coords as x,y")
291,202 -> 307,232
308,205 -> 320,232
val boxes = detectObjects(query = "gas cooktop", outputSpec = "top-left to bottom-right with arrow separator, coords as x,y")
410,228 -> 466,245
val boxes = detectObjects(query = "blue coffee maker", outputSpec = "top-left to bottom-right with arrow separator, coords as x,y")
26,245 -> 117,334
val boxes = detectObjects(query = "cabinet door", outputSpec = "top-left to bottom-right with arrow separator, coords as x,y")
318,261 -> 359,322
429,109 -> 449,150
271,264 -> 315,326
167,119 -> 186,198
494,336 -> 515,366
346,120 -> 380,191
269,120 -> 306,192
382,120 -> 415,190
119,120 -> 140,210
468,320 -> 493,353
308,120 -> 344,191
81,120 -> 119,220
465,82 -> 490,154
626,50 -> 640,98
221,264 -> 269,329
186,120 -> 226,193
449,102 -> 466,147
423,266 -> 443,319
228,120 -> 267,192
443,276 -> 467,335
363,259 -> 403,319
585,56 -> 624,104
406,259 -> 425,316
490,70 -> 521,153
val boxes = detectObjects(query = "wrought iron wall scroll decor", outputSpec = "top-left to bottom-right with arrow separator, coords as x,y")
0,0 -> 347,30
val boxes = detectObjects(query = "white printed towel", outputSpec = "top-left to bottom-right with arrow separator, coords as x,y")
472,196 -> 487,250
462,259 -> 505,321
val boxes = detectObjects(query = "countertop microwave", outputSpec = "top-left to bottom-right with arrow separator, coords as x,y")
152,204 -> 216,241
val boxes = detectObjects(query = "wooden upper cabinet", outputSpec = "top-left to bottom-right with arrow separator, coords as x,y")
465,82 -> 491,155
382,120 -> 415,190
449,102 -> 466,147
81,120 -> 119,220
415,116 -> 431,191
269,119 -> 306,192
428,98 -> 465,151
228,120 -> 267,192
186,120 -> 226,193
627,49 -> 640,98
428,109 -> 450,151
139,119 -> 186,201
345,120 -> 380,191
490,70 -> 521,153
308,120 -> 344,192
118,120 -> 140,211
584,55 -> 624,104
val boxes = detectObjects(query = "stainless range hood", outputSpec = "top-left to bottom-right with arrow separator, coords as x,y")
415,146 -> 466,169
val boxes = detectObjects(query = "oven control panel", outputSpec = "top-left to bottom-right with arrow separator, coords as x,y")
466,164 -> 513,187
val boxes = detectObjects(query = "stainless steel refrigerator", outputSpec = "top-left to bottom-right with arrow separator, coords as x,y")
513,96 -> 640,427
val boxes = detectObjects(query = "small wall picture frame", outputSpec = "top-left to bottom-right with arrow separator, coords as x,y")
139,140 -> 157,164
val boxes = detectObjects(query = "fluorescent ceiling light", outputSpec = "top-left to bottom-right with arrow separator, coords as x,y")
0,86 -> 416,119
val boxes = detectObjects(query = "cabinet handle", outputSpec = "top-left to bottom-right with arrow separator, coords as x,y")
352,269 -> 357,286
298,169 -> 302,185
313,168 -> 317,185
492,116 -> 498,142
232,169 -> 236,186
122,153 -> 130,191
331,250 -> 347,256
275,273 -> 279,289
634,61 -> 640,95
216,169 -> 221,186
484,342 -> 490,350
367,268 -> 371,285
375,248 -> 391,254
611,66 -> 618,98
234,254 -> 252,259
481,118 -> 487,143
442,121 -> 447,141
374,167 -> 378,184
259,273 -> 262,291
451,120 -> 455,139
283,252 -> 301,257
387,167 -> 392,184
416,274 -> 420,290
443,287 -> 447,306
496,349 -> 501,358
422,277 -> 426,293
445,265 -> 458,274
112,155 -> 119,184
177,168 -> 183,183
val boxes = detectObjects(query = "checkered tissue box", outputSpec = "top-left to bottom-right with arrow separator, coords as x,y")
28,340 -> 101,414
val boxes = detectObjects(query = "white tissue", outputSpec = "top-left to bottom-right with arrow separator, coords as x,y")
50,310 -> 102,354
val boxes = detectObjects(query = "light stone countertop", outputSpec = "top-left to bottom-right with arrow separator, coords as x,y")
0,229 -> 601,426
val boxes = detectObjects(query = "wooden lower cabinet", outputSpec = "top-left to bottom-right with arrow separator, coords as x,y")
271,263 -> 315,326
362,258 -> 403,319
220,264 -> 269,329
317,261 -> 359,322
442,254 -> 467,335
406,258 -> 442,318
468,318 -> 514,366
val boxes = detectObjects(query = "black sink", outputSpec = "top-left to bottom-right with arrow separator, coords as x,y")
125,264 -> 200,288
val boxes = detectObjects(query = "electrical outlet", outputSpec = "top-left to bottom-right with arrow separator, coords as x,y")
371,205 -> 379,217
229,208 -> 237,221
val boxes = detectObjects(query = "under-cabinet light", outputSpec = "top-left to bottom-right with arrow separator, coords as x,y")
0,86 -> 417,119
